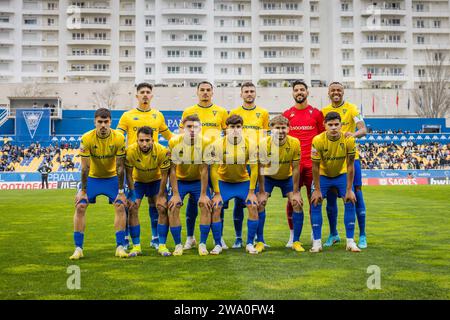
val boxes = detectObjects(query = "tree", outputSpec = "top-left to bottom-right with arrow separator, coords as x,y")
413,49 -> 450,118
13,82 -> 52,97
90,83 -> 120,109
257,79 -> 269,87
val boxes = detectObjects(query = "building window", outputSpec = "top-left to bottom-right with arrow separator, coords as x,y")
343,68 -> 350,77
237,35 -> 245,43
220,67 -> 227,74
145,51 -> 152,58
220,35 -> 228,43
311,34 -> 319,43
418,69 -> 425,77
416,20 -> 425,28
238,51 -> 245,59
417,36 -> 425,44
220,51 -> 228,59
168,66 -> 180,74
145,18 -> 152,26
145,67 -> 152,74
434,20 -> 441,28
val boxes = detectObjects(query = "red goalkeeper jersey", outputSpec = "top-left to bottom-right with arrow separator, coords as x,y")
282,105 -> 325,168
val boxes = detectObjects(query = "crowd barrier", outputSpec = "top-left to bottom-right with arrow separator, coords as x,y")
1,170 -> 449,190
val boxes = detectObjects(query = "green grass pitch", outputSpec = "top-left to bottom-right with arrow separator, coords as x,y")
0,185 -> 449,300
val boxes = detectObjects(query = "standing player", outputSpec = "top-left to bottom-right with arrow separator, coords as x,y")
309,111 -> 360,253
70,108 -> 128,260
322,82 -> 368,248
124,126 -> 171,257
167,115 -> 212,256
257,116 -> 304,253
208,114 -> 259,255
179,81 -> 228,250
282,80 -> 324,247
228,82 -> 269,249
117,82 -> 173,250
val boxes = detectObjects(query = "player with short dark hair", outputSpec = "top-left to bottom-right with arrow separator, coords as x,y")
228,82 -> 269,249
257,115 -> 304,253
117,82 -> 173,250
208,114 -> 260,255
282,81 -> 324,247
167,115 -> 212,256
309,111 -> 360,253
125,126 -> 171,257
70,108 -> 128,260
179,81 -> 229,250
322,82 -> 368,249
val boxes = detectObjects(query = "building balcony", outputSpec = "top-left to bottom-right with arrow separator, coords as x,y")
119,24 -> 135,31
360,41 -> 408,48
161,56 -> 208,63
119,71 -> 135,78
161,72 -> 207,79
0,22 -> 15,29
214,26 -> 252,33
413,43 -> 450,50
21,71 -> 58,77
361,58 -> 408,65
362,73 -> 408,81
0,54 -> 14,60
161,7 -> 207,15
260,57 -> 304,64
22,8 -> 59,15
0,38 -> 14,45
260,72 -> 305,80
412,11 -> 450,18
66,54 -> 111,61
163,23 -> 207,31
22,39 -> 59,46
22,24 -> 59,31
341,41 -> 354,49
119,56 -> 135,62
215,42 -> 252,49
259,41 -> 304,48
413,59 -> 450,66
259,25 -> 304,32
361,25 -> 407,32
161,40 -> 208,47
215,74 -> 252,80
259,9 -> 303,16
361,7 -> 406,16
119,39 -> 135,46
214,10 -> 251,17
412,27 -> 450,34
66,38 -> 111,45
22,55 -> 59,62
0,5 -> 15,13
66,69 -> 111,77
215,58 -> 252,65
76,22 -> 111,29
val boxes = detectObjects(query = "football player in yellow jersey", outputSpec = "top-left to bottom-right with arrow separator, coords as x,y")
208,114 -> 260,255
228,82 -> 270,249
167,115 -> 212,256
125,126 -> 172,257
257,116 -> 304,253
322,82 -> 368,249
70,108 -> 128,260
179,81 -> 229,250
309,111 -> 360,253
117,82 -> 174,250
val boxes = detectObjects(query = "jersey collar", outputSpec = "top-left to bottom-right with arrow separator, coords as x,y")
136,107 -> 152,112
332,101 -> 345,109
197,103 -> 213,109
241,105 -> 256,111
96,130 -> 111,139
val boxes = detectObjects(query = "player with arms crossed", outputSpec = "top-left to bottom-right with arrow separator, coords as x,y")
167,115 -> 212,256
124,126 -> 171,257
179,81 -> 228,250
309,112 -> 360,253
257,116 -> 304,253
322,82 -> 368,249
70,108 -> 128,260
282,80 -> 324,247
117,82 -> 173,250
208,115 -> 259,255
228,82 -> 269,249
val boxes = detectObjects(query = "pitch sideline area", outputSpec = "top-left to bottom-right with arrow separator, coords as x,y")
0,185 -> 449,300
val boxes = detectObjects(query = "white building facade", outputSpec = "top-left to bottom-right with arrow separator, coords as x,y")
0,0 -> 449,89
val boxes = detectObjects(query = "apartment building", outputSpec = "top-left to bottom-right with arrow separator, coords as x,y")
0,0 -> 449,89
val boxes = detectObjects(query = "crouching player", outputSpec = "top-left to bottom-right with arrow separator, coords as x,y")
168,115 -> 212,256
208,114 -> 260,255
124,126 -> 171,257
257,115 -> 304,253
309,112 -> 360,253
70,108 -> 128,260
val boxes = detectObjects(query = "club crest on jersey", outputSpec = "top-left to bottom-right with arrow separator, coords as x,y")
256,113 -> 261,118
152,114 -> 157,119
340,143 -> 345,149
290,113 -> 295,118
343,109 -> 347,114
286,147 -> 290,153
212,111 -> 217,116
309,109 -> 313,115
152,155 -> 157,160
109,145 -> 114,151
